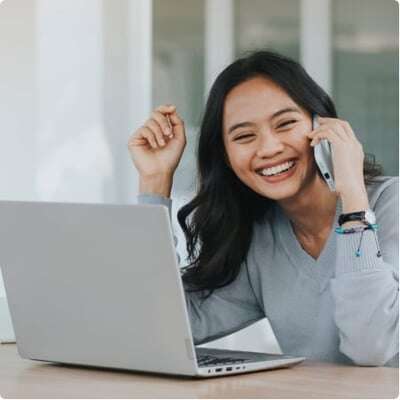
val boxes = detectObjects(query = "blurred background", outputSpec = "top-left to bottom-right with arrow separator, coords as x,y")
0,0 -> 398,349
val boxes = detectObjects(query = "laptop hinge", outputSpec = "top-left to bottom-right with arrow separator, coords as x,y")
185,338 -> 195,360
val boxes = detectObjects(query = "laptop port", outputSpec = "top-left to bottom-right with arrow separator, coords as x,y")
226,367 -> 232,371
215,368 -> 223,372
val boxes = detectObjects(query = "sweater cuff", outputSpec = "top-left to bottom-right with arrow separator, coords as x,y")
335,229 -> 385,275
137,193 -> 172,219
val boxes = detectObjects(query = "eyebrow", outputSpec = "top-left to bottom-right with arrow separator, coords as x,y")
227,107 -> 301,135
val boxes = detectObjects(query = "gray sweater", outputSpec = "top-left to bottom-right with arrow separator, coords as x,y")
138,176 -> 399,367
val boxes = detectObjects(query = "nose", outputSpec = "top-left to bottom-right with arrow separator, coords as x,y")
255,132 -> 285,158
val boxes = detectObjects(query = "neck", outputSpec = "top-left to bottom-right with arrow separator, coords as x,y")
277,174 -> 339,240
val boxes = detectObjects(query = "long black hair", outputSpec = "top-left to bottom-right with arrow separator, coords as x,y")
177,50 -> 383,295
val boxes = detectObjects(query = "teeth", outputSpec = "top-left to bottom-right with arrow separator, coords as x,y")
259,160 -> 295,177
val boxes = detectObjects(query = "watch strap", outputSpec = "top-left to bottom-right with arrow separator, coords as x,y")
338,211 -> 366,226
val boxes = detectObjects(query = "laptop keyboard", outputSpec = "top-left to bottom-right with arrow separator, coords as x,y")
197,354 -> 251,367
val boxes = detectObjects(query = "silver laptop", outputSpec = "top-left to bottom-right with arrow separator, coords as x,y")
0,201 -> 304,377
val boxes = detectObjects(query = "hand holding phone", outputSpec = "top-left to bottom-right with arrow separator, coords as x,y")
312,114 -> 336,192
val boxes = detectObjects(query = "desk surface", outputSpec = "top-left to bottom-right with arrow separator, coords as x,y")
0,344 -> 398,399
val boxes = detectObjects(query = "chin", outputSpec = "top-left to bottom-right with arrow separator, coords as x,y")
257,185 -> 300,201
243,171 -> 301,200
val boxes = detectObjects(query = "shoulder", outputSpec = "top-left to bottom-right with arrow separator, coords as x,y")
366,176 -> 398,211
367,177 -> 398,237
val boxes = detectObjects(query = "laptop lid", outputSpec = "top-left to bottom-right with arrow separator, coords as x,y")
0,201 -> 198,376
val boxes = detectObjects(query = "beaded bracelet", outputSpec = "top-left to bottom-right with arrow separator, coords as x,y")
335,223 -> 378,234
335,223 -> 382,258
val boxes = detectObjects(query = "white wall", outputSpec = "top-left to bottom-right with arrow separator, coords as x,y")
0,0 -> 37,341
0,0 -> 150,341
0,0 -> 37,301
35,0 -> 111,203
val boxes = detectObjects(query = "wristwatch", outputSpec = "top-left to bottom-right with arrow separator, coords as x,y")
338,208 -> 376,227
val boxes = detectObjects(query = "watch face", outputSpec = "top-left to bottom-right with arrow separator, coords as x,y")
365,209 -> 376,224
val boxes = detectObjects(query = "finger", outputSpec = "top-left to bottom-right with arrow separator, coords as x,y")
168,109 -> 185,138
155,104 -> 176,114
309,120 -> 349,141
339,119 -> 358,141
315,119 -> 348,141
306,118 -> 325,139
128,129 -> 148,146
165,115 -> 173,137
141,126 -> 159,149
128,135 -> 147,148
306,126 -> 325,140
151,111 -> 173,137
145,119 -> 166,147
305,127 -> 318,139
310,128 -> 343,147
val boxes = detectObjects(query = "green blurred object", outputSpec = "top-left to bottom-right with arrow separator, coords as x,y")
332,0 -> 399,176
234,0 -> 300,60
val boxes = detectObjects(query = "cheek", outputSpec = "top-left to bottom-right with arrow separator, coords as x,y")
225,146 -> 253,173
292,132 -> 311,154
296,136 -> 316,171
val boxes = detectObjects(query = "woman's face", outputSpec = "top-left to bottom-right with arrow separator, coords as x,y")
222,76 -> 317,201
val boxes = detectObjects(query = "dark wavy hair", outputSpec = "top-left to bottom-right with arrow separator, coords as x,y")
177,50 -> 384,295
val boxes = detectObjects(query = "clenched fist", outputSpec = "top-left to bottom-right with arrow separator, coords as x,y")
128,104 -> 187,181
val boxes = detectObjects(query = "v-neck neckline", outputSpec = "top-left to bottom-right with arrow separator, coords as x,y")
275,198 -> 343,290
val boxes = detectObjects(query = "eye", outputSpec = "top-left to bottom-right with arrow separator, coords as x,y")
234,133 -> 255,141
277,119 -> 297,129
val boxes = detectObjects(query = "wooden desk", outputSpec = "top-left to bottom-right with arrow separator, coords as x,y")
0,344 -> 398,399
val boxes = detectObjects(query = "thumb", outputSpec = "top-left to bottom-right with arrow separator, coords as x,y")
168,109 -> 185,139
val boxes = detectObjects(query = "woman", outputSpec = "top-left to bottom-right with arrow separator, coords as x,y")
128,51 -> 398,367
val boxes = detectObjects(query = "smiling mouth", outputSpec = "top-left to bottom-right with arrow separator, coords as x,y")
256,160 -> 297,182
256,159 -> 296,176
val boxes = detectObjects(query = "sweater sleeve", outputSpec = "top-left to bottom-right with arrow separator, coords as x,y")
330,177 -> 399,366
137,193 -> 181,265
184,266 -> 265,345
136,193 -> 265,345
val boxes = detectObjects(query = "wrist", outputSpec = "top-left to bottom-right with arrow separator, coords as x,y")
340,192 -> 369,213
340,221 -> 367,229
139,173 -> 173,198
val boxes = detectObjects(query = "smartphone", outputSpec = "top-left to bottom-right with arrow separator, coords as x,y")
312,114 -> 336,192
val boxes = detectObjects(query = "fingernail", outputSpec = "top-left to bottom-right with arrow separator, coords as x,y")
161,139 -> 166,146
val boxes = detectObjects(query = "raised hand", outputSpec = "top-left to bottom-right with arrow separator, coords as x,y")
128,104 -> 187,184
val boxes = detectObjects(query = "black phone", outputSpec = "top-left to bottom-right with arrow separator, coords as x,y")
312,114 -> 336,192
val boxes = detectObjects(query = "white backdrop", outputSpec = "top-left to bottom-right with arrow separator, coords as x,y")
0,0 -> 150,341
